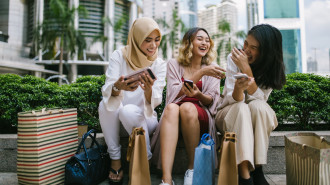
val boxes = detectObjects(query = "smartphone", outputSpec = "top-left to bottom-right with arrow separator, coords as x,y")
124,67 -> 156,84
233,74 -> 249,79
184,79 -> 193,88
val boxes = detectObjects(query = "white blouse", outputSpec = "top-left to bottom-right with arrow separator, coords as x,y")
217,54 -> 272,110
101,49 -> 167,118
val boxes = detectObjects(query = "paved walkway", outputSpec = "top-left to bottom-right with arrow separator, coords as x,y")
0,172 -> 286,185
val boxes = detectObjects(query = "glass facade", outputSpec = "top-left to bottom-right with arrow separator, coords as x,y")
179,0 -> 197,28
280,29 -> 302,73
264,0 -> 299,18
79,0 -> 105,37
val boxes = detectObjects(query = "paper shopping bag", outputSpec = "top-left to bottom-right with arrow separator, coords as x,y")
192,133 -> 215,185
217,132 -> 238,185
126,127 -> 151,185
17,108 -> 78,185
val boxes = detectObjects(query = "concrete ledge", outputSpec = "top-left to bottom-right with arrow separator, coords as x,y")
1,131 -> 329,174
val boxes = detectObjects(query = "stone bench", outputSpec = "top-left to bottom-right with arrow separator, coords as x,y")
1,131 -> 329,174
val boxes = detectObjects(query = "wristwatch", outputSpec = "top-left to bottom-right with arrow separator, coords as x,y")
113,84 -> 120,92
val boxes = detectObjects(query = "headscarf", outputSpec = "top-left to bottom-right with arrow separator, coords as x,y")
121,17 -> 161,71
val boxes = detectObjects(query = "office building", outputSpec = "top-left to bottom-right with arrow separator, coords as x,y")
198,0 -> 238,68
0,0 -> 141,82
246,0 -> 307,73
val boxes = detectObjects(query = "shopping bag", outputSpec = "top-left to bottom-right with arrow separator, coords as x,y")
17,108 -> 78,185
192,133 -> 215,185
217,132 -> 238,185
126,127 -> 151,185
285,132 -> 330,185
65,129 -> 110,185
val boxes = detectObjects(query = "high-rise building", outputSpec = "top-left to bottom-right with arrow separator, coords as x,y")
307,57 -> 317,72
0,0 -> 141,82
179,0 -> 198,28
198,0 -> 238,68
246,0 -> 307,73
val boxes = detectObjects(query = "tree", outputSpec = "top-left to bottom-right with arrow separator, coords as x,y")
213,19 -> 246,65
40,0 -> 88,85
92,14 -> 129,54
156,9 -> 186,59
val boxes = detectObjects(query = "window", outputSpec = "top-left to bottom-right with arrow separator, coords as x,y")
264,0 -> 299,18
280,29 -> 302,73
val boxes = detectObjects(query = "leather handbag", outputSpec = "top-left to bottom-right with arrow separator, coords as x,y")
126,127 -> 151,185
192,133 -> 216,185
65,129 -> 110,185
217,132 -> 238,185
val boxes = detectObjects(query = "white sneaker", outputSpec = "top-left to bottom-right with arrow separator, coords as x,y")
159,180 -> 175,185
183,169 -> 194,185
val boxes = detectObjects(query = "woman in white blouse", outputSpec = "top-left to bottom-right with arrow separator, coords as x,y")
98,17 -> 166,185
215,24 -> 286,185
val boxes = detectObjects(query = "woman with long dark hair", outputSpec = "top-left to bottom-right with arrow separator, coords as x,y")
215,24 -> 286,185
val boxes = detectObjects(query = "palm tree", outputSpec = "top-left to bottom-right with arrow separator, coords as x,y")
156,9 -> 186,59
213,19 -> 246,65
40,0 -> 88,85
92,14 -> 129,54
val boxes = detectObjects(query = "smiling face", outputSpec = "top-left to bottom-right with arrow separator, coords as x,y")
243,34 -> 260,64
191,30 -> 210,57
140,30 -> 161,57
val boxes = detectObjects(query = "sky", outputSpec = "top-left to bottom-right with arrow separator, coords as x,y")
197,0 -> 330,73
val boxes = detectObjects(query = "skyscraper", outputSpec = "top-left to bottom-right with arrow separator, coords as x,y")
198,0 -> 238,68
246,0 -> 307,73
179,0 -> 198,28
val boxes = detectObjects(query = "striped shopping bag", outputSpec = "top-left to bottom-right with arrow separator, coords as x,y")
17,108 -> 78,185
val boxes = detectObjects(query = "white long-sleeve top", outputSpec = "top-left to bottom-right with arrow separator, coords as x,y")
217,54 -> 272,110
101,49 -> 167,118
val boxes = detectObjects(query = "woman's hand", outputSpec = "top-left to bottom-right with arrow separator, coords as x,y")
231,48 -> 249,71
113,76 -> 139,92
139,73 -> 155,92
200,65 -> 226,79
182,83 -> 201,97
139,73 -> 156,104
234,75 -> 254,92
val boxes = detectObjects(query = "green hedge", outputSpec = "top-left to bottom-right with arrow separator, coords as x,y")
268,73 -> 329,130
0,73 -> 329,133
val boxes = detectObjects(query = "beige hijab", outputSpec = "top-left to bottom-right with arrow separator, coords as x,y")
122,17 -> 161,71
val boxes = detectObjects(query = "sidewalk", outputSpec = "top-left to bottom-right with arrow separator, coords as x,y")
0,172 -> 286,185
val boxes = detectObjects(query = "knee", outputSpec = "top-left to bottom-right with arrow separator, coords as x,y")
179,102 -> 198,120
163,103 -> 179,117
248,100 -> 273,115
118,104 -> 144,124
235,102 -> 250,116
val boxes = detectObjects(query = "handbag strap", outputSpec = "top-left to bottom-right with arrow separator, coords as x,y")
76,129 -> 103,159
200,133 -> 215,146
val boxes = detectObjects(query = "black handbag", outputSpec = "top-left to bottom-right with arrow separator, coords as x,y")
65,129 -> 110,185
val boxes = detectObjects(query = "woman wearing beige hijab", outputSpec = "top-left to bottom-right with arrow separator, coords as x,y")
98,17 -> 166,185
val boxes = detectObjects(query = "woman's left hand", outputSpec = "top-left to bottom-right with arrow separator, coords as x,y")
182,83 -> 201,97
231,47 -> 249,70
139,73 -> 155,92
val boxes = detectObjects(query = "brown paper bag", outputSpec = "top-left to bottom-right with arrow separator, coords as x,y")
126,127 -> 151,185
217,132 -> 238,185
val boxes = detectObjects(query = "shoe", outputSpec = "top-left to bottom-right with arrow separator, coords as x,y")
159,180 -> 175,185
239,175 -> 254,185
108,167 -> 123,185
250,166 -> 269,185
183,169 -> 194,185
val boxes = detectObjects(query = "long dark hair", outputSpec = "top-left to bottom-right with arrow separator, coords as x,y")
248,24 -> 286,90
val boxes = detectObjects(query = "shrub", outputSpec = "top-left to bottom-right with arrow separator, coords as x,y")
0,73 -> 329,133
268,73 -> 330,130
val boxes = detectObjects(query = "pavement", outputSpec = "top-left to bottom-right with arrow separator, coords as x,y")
0,172 -> 286,185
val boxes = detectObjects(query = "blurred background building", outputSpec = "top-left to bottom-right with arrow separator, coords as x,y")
246,0 -> 307,74
0,0 -> 142,82
198,0 -> 238,69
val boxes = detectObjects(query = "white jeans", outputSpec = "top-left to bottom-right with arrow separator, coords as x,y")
98,102 -> 158,160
